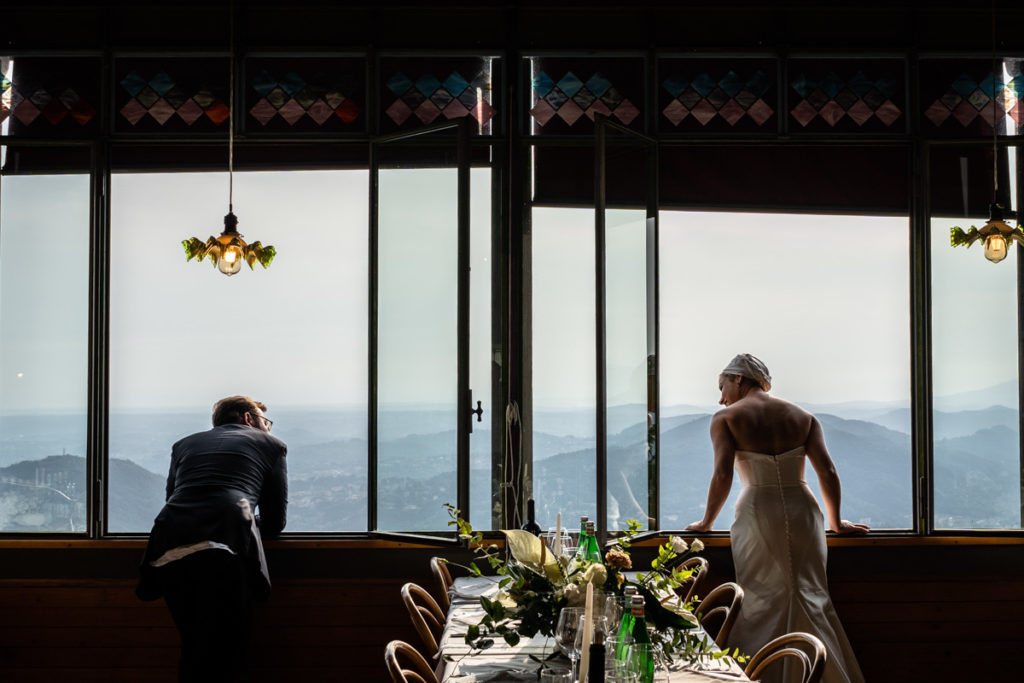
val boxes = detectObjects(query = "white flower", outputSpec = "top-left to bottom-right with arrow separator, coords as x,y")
563,583 -> 585,606
670,536 -> 688,554
690,539 -> 705,553
583,562 -> 608,587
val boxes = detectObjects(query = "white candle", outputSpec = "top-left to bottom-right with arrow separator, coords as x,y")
578,581 -> 594,682
555,512 -> 562,555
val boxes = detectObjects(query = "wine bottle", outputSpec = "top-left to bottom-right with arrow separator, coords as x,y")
628,595 -> 654,683
520,498 -> 542,536
589,634 -> 606,683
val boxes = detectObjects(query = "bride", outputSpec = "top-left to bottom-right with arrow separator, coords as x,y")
686,354 -> 868,683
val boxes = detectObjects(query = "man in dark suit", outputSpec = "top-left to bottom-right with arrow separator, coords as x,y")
137,395 -> 288,682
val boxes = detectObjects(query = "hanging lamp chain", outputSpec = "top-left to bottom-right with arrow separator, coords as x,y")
991,0 -> 998,196
228,0 -> 235,214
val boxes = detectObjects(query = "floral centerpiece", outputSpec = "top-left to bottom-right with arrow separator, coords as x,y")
444,504 -> 743,667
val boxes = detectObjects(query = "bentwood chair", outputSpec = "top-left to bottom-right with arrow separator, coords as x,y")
695,581 -> 744,647
401,582 -> 446,657
672,556 -> 709,605
385,639 -> 440,683
429,556 -> 453,610
744,632 -> 827,683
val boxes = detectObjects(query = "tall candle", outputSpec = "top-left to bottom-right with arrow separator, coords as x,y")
555,512 -> 562,555
578,581 -> 594,682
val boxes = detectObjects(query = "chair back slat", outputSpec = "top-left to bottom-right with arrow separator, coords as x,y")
385,639 -> 440,683
401,582 -> 446,656
744,632 -> 827,683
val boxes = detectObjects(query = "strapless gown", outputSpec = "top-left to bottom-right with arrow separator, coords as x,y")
729,448 -> 865,683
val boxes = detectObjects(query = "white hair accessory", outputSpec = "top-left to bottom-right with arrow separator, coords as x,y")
722,353 -> 772,391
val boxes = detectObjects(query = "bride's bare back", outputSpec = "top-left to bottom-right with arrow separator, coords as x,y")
720,391 -> 813,455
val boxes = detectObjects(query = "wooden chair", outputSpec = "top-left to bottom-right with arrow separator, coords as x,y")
401,582 -> 446,656
744,632 -> 827,683
430,556 -> 453,610
672,556 -> 709,605
695,581 -> 744,647
385,639 -> 439,683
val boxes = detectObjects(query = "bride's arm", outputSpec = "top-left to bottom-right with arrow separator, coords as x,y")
686,413 -> 735,533
806,417 -> 869,535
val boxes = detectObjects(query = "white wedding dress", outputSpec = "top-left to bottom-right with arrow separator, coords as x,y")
728,448 -> 865,683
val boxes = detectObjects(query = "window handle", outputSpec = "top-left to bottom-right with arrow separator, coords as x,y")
467,389 -> 483,433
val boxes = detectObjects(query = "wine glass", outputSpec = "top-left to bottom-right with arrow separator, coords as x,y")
543,526 -> 574,558
572,614 -> 609,681
554,607 -> 586,657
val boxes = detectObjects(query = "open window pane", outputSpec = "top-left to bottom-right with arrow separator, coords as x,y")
0,154 -> 90,532
660,210 -> 912,531
108,170 -> 368,532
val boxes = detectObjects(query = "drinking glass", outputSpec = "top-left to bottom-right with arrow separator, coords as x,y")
605,671 -> 639,683
624,642 -> 656,683
540,672 -> 574,683
543,527 -> 574,558
604,594 -> 626,633
572,614 -> 610,661
555,607 -> 587,657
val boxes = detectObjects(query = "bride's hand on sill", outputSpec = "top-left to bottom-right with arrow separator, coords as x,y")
831,520 -> 870,535
685,521 -> 713,533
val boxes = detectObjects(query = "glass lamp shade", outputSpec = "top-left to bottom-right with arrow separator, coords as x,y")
217,244 -> 244,275
984,232 -> 1008,263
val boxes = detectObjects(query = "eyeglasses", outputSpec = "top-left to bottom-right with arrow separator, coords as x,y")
249,412 -> 273,431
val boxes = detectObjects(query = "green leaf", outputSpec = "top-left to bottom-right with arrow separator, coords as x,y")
503,631 -> 521,647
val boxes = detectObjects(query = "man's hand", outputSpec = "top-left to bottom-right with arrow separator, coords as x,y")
832,519 -> 870,535
685,521 -> 713,533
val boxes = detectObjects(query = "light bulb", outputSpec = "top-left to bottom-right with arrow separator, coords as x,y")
217,244 -> 244,275
984,233 -> 1008,263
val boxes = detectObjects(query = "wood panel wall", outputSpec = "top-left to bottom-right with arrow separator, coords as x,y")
0,542 -> 1021,682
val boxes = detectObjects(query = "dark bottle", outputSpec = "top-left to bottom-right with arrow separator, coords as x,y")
588,633 -> 606,683
521,498 -> 542,536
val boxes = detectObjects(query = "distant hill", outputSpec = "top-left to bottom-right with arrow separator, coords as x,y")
870,406 -> 1018,439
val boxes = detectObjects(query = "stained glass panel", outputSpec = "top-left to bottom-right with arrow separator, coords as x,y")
0,57 -> 100,137
244,56 -> 366,134
525,56 -> 644,135
378,56 -> 499,135
114,56 -> 229,134
786,58 -> 906,134
920,58 -> 1023,137
658,57 -> 777,134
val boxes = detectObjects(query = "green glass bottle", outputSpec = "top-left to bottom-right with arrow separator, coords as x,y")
574,515 -> 589,559
628,595 -> 654,683
615,585 -> 638,660
581,520 -> 602,564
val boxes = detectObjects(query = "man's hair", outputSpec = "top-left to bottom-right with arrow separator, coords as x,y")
212,395 -> 268,427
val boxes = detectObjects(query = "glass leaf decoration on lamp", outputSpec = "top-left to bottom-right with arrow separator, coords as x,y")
950,203 -> 1024,263
183,212 -> 276,276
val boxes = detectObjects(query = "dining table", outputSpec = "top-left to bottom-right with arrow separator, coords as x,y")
438,576 -> 751,682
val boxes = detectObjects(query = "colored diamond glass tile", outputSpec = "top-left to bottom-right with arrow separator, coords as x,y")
978,73 -> 998,98
847,71 -> 874,97
277,99 -> 306,125
557,98 -> 584,125
923,100 -> 952,127
821,73 -> 844,98
679,88 -> 702,109
176,99 -> 205,125
661,74 -> 688,99
119,98 -> 147,125
600,86 -> 624,108
266,86 -> 288,110
706,87 -> 729,111
967,88 -> 991,111
204,100 -> 229,125
471,99 -> 495,125
951,73 -> 978,98
148,71 -> 176,96
874,74 -> 899,99
790,99 -> 818,127
572,86 -> 596,110
995,88 -> 1016,112
747,70 -> 771,97
861,88 -> 885,110
13,100 -> 41,125
430,88 -> 454,109
691,72 -> 717,97
733,88 -> 758,110
718,99 -> 745,126
531,71 -> 555,97
385,98 -> 412,125
249,98 -> 277,125
162,86 -> 188,110
251,70 -> 278,97
335,98 -> 359,123
28,88 -> 53,108
442,99 -> 469,119
612,98 -> 639,125
790,73 -> 815,99
469,71 -> 491,91
543,86 -> 568,109
306,99 -> 334,125
874,100 -> 902,127
1009,102 -> 1021,125
951,99 -> 978,126
414,100 -> 441,124
325,90 -> 346,109
1009,73 -> 1024,97
847,99 -> 875,126
385,72 -> 413,98
414,74 -> 442,98
458,87 -> 478,109
529,99 -> 556,126
746,98 -> 774,126
57,88 -> 80,109
443,71 -> 470,97
8,86 -> 24,110
146,98 -> 175,125
805,89 -> 829,111
193,89 -> 216,108
401,88 -> 427,109
120,70 -> 148,96
69,98 -> 96,125
817,100 -> 845,126
586,99 -> 612,121
134,86 -> 159,109
833,89 -> 859,111
585,73 -> 613,98
294,86 -> 317,110
690,99 -> 717,126
556,72 -> 584,98
278,72 -> 306,97
41,97 -> 68,125
718,70 -> 745,98
939,89 -> 962,111
976,104 -> 999,127
662,98 -> 689,126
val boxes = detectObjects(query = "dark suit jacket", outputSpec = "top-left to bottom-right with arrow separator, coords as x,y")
137,423 -> 288,601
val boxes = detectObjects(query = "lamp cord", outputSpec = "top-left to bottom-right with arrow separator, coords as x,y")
992,0 -> 999,197
228,0 -> 235,213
